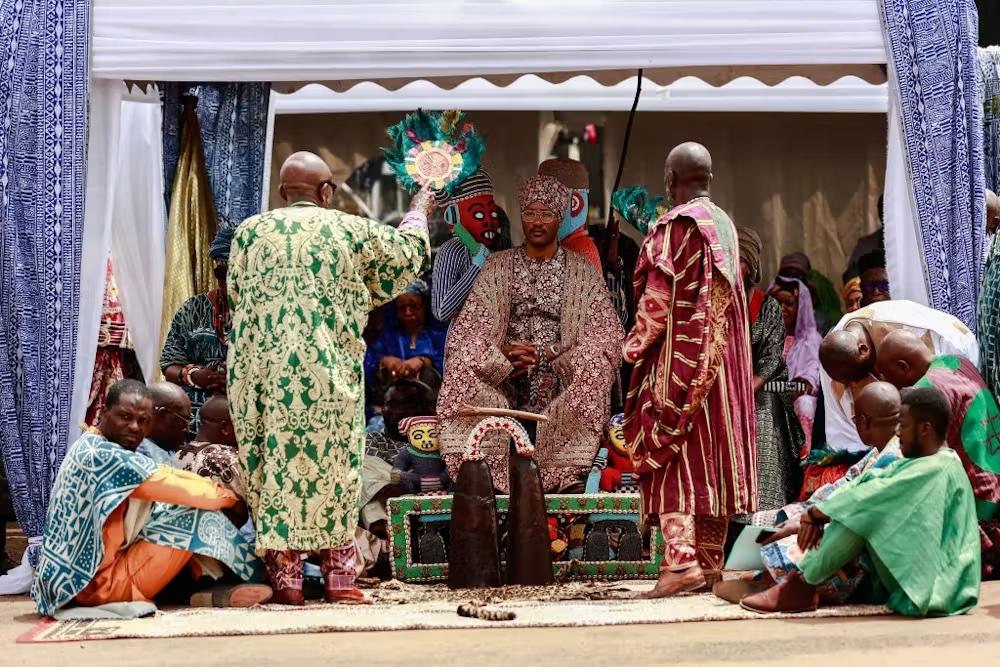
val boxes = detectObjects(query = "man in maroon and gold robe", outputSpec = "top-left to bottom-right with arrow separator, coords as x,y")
623,142 -> 757,598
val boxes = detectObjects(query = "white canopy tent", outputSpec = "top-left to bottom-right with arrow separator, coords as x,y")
0,0 -> 930,596
93,0 -> 887,86
79,0 -> 924,446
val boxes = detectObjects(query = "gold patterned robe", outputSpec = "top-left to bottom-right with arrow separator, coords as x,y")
227,205 -> 429,553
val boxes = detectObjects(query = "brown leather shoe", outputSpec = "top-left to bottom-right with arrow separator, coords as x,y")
712,578 -> 770,604
325,587 -> 371,605
270,587 -> 306,606
739,570 -> 818,614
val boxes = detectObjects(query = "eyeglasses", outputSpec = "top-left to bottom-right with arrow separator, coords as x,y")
156,406 -> 191,426
861,281 -> 890,293
320,180 -> 337,195
521,210 -> 559,224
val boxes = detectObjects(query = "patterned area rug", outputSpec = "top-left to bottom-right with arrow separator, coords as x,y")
18,581 -> 892,643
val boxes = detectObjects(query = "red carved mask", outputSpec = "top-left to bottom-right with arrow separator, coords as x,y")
452,193 -> 501,249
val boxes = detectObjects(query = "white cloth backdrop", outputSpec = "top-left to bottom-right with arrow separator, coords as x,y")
883,89 -> 930,306
69,83 -> 166,452
91,0 -> 886,85
111,91 -> 167,382
68,79 -> 124,446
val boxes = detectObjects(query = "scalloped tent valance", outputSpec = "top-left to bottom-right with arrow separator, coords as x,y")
273,75 -> 889,114
96,0 -> 887,88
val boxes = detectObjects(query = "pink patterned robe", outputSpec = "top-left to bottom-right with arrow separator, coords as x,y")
438,247 -> 624,492
623,198 -> 757,518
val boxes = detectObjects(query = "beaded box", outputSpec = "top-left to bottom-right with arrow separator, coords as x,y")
387,493 -> 665,583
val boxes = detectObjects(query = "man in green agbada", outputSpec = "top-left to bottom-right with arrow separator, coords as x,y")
228,152 -> 432,606
741,386 -> 981,617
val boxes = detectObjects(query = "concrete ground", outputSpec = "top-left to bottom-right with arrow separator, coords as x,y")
2,582 -> 999,666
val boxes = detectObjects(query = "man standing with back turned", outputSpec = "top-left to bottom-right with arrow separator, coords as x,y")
623,142 -> 757,598
228,151 -> 432,605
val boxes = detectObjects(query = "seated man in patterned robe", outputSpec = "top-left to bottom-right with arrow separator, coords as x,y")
174,395 -> 249,531
437,175 -> 624,493
32,381 -> 265,616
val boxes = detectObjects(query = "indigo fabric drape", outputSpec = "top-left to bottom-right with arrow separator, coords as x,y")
882,0 -> 986,331
0,0 -> 91,568
161,83 -> 272,225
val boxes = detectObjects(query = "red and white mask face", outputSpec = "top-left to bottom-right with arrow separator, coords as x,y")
451,193 -> 501,249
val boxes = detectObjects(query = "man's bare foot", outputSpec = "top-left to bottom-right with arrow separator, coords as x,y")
635,565 -> 706,599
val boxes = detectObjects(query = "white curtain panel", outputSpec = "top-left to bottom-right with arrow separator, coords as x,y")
884,93 -> 930,306
111,92 -> 167,383
92,0 -> 885,83
68,79 -> 124,446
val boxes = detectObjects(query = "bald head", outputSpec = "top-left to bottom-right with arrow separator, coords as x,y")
279,151 -> 335,207
665,142 -> 712,205
820,330 -> 867,384
987,189 -> 1000,235
196,395 -> 236,447
875,330 -> 933,389
147,382 -> 191,451
854,381 -> 902,450
149,381 -> 190,412
855,381 -> 901,420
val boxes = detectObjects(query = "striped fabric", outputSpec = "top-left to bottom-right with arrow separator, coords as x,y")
623,199 -> 757,517
431,237 -> 481,322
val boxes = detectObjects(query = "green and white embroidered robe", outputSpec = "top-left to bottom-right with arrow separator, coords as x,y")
227,205 -> 429,553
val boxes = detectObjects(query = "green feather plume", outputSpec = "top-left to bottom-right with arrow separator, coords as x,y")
611,185 -> 665,235
383,109 -> 485,195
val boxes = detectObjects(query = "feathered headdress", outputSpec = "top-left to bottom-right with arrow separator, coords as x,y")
611,185 -> 665,235
383,109 -> 485,195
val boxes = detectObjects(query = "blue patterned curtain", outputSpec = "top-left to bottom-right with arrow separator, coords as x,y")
0,0 -> 90,563
981,48 -> 1000,192
161,83 -> 272,224
882,0 -> 986,332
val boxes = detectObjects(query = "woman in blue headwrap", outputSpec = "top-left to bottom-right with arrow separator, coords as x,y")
160,222 -> 237,439
364,278 -> 447,414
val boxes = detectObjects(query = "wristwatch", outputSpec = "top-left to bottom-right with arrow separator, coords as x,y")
548,343 -> 562,359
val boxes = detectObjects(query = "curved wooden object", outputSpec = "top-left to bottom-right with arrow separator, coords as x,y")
507,453 -> 552,585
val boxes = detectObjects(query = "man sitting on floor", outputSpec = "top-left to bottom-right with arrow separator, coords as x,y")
32,380 -> 267,616
714,382 -> 903,605
876,330 -> 1000,578
739,387 -> 981,617
136,382 -> 191,466
174,395 -> 250,531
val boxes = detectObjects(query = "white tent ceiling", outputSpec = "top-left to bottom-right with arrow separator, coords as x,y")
274,75 -> 889,114
93,0 -> 887,88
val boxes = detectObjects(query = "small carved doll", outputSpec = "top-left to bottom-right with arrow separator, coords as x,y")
598,413 -> 637,493
391,416 -> 449,494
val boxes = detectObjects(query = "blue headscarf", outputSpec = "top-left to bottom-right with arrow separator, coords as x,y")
403,278 -> 430,296
210,219 -> 237,261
